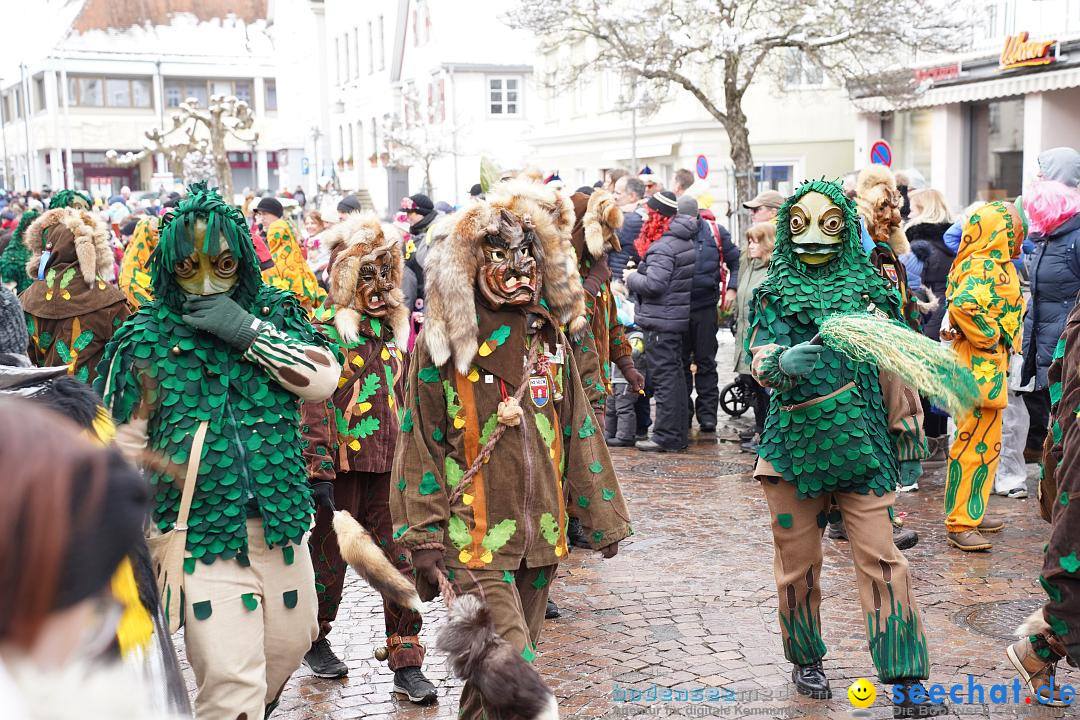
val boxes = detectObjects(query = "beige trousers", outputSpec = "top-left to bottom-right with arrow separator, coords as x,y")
183,518 -> 318,720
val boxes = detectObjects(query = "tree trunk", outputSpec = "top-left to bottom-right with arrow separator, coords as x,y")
724,61 -> 755,237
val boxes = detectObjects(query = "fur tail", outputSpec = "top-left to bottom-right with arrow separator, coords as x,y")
332,510 -> 423,612
437,594 -> 558,720
1016,607 -> 1051,639
915,286 -> 939,315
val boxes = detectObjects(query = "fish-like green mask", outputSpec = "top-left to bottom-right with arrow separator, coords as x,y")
789,191 -> 844,266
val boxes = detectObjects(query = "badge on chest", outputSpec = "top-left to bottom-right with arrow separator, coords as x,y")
530,375 -> 550,408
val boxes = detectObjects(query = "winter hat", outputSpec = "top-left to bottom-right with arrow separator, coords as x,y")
120,218 -> 140,237
677,196 -> 699,216
543,172 -> 564,190
337,194 -> 363,215
1037,147 -> 1080,188
435,201 -> 454,214
469,183 -> 483,198
647,190 -> 678,218
0,286 -> 27,355
638,165 -> 658,185
255,196 -> 284,218
406,193 -> 434,214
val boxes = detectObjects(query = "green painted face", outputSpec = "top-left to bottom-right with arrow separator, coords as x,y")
789,191 -> 845,266
174,218 -> 239,296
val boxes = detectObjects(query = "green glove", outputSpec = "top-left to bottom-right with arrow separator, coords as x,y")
779,341 -> 824,377
182,294 -> 261,351
899,460 -> 922,488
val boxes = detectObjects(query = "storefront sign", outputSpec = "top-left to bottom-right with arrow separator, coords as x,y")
1000,32 -> 1057,70
913,64 -> 961,84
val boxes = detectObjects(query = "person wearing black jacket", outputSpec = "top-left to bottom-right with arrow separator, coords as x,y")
625,191 -> 697,452
677,196 -> 739,433
403,193 -> 438,314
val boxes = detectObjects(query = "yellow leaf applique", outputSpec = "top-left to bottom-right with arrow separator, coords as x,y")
463,493 -> 474,505
972,360 -> 997,385
355,401 -> 372,414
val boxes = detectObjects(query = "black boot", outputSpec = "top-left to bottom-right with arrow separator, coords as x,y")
826,518 -> 847,541
893,523 -> 919,550
302,638 -> 348,678
545,598 -> 561,618
567,516 -> 590,549
392,667 -> 437,704
891,679 -> 948,717
791,661 -> 831,699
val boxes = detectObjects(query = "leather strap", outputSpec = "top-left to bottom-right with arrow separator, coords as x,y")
175,421 -> 209,531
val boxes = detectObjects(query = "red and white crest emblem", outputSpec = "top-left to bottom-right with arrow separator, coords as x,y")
530,376 -> 550,408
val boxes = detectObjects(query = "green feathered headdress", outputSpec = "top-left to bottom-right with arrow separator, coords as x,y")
48,189 -> 92,210
150,182 -> 262,309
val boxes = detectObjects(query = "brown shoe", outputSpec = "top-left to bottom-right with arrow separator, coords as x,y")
979,514 -> 1005,533
1024,447 -> 1043,464
1007,637 -> 1067,706
948,530 -> 992,551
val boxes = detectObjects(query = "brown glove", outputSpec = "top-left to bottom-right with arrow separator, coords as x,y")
615,354 -> 645,395
410,547 -> 447,602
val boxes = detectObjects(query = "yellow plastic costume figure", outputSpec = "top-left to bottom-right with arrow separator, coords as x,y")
942,201 -> 1025,551
262,217 -> 325,314
118,217 -> 159,309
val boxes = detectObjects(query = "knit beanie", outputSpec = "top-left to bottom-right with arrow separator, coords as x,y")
0,286 -> 27,355
676,196 -> 699,216
647,190 -> 678,218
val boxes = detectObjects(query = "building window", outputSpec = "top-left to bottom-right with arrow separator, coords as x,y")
754,163 -> 796,196
34,76 -> 45,112
883,109 -> 932,183
968,97 -> 1024,201
354,27 -> 360,78
428,77 -> 445,123
164,79 -> 207,107
345,32 -> 352,82
265,79 -> 277,111
377,15 -> 385,71
234,80 -> 252,105
335,37 -> 340,86
15,87 -> 23,118
489,77 -> 520,116
367,21 -> 374,74
413,0 -> 430,46
66,76 -> 153,108
783,52 -> 825,88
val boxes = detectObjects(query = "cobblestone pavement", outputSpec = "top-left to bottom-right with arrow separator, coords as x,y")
179,340 -> 1059,720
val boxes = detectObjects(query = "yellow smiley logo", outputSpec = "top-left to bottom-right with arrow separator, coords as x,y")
847,678 -> 876,708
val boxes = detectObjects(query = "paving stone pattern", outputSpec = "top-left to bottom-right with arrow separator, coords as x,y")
177,343 -> 1058,720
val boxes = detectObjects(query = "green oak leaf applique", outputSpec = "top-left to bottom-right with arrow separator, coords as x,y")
448,515 -> 471,550
418,471 -> 441,496
481,519 -> 517,552
539,512 -> 560,545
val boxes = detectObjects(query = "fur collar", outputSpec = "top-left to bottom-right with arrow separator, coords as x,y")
23,207 -> 115,284
423,181 -> 585,374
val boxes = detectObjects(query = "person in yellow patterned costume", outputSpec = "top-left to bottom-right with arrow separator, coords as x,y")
118,216 -> 159,309
254,197 -> 325,314
942,201 -> 1025,551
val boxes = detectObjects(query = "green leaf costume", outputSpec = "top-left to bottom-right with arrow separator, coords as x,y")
95,183 -> 336,564
746,179 -> 906,498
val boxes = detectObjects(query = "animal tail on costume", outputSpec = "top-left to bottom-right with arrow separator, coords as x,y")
437,594 -> 559,720
1016,607 -> 1051,638
332,510 -> 423,612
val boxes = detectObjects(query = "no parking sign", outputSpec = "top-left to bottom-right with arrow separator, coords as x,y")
870,140 -> 893,167
696,155 -> 709,179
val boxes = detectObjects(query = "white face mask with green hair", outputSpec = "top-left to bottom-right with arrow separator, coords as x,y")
173,218 -> 239,297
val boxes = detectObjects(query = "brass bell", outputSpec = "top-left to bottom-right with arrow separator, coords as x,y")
261,306 -> 271,316
373,646 -> 389,662
170,345 -> 181,356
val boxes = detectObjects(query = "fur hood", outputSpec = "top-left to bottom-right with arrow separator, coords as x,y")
855,165 -> 910,256
23,207 -> 115,284
423,180 -> 586,374
320,213 -> 409,346
571,190 -> 623,260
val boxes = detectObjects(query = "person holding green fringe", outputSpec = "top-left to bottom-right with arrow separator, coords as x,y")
746,178 -> 945,717
95,182 -> 341,719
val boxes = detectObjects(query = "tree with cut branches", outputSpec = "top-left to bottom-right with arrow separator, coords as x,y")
381,86 -> 453,197
508,0 -> 969,208
108,95 -> 258,201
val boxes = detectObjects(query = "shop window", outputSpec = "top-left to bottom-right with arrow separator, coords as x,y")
969,98 -> 1024,202
489,77 -> 520,116
34,76 -> 45,112
884,109 -> 932,182
68,76 -> 152,108
755,163 -> 796,196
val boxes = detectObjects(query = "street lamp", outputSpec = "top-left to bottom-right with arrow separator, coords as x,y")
615,88 -> 652,173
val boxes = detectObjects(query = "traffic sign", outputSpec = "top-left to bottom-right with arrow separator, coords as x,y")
870,140 -> 892,167
696,155 -> 709,179
301,157 -> 310,175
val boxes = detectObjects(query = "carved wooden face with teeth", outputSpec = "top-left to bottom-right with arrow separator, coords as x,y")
477,209 -> 540,307
355,249 -> 395,317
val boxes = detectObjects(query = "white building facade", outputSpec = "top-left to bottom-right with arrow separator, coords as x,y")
324,0 -> 536,215
852,0 -> 1080,212
529,45 -> 857,225
0,0 -> 325,200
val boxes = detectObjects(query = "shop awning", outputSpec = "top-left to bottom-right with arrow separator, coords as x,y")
858,65 -> 1080,111
601,142 -> 675,164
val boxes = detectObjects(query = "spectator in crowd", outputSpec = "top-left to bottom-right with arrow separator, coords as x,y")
677,195 -> 739,434
294,184 -> 307,209
625,190 -> 696,452
743,189 -> 784,225
905,187 -> 955,454
256,196 -> 325,314
402,193 -> 438,314
303,209 -> 333,284
733,222 -> 775,452
639,166 -> 662,197
1021,151 -> 1080,461
673,169 -> 696,197
468,183 -> 484,202
337,194 -> 364,216
603,168 -> 627,193
610,176 -> 647,281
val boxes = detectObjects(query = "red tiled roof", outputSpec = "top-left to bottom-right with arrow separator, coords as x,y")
72,0 -> 267,32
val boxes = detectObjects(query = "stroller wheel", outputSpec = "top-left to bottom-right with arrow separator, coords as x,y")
720,381 -> 749,417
